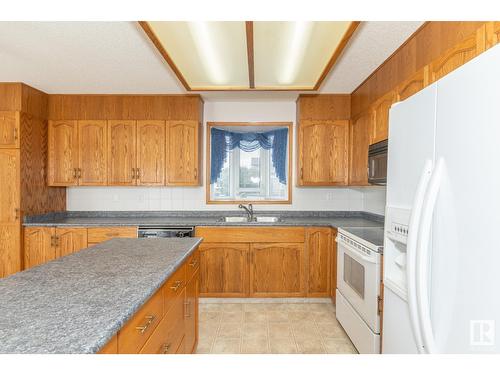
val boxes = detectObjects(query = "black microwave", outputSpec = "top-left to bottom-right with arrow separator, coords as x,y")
368,140 -> 388,185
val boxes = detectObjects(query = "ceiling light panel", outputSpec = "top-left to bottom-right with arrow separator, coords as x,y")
147,21 -> 249,89
253,21 -> 352,89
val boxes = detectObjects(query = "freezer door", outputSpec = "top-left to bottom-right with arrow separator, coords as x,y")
386,83 -> 437,209
428,44 -> 500,353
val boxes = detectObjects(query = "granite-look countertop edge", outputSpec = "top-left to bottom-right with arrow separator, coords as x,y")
0,237 -> 202,354
23,210 -> 384,228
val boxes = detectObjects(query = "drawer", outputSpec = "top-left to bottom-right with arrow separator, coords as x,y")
186,249 -> 200,282
164,264 -> 186,314
118,288 -> 163,354
140,289 -> 186,354
195,226 -> 305,243
87,226 -> 137,243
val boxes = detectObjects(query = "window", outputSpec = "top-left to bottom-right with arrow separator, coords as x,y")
208,122 -> 291,203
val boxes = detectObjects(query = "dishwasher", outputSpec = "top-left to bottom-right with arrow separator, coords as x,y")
137,226 -> 194,238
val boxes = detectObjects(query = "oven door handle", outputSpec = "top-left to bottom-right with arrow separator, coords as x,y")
336,238 -> 379,264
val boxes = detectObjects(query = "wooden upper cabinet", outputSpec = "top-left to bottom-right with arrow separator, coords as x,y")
0,149 -> 20,223
137,121 -> 165,186
298,120 -> 349,186
250,243 -> 305,297
198,243 -> 249,297
55,227 -> 88,258
306,228 -> 331,297
396,66 -> 430,102
78,120 -> 107,186
166,120 -> 200,186
24,227 -> 56,269
349,112 -> 371,186
48,120 -> 79,186
371,90 -> 396,145
486,21 -> 500,49
0,111 -> 20,149
0,224 -> 21,278
429,29 -> 485,83
108,120 -> 137,185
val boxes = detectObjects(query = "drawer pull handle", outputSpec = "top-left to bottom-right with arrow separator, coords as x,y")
105,233 -> 120,237
184,300 -> 191,318
135,315 -> 155,334
162,343 -> 171,354
170,280 -> 182,292
189,259 -> 198,267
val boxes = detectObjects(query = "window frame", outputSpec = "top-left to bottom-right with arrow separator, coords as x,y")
206,122 -> 293,204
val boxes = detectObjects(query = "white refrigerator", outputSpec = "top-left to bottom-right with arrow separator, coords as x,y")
382,44 -> 500,354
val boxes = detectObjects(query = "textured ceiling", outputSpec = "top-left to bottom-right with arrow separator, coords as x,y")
0,21 -> 424,97
319,21 -> 424,93
0,21 -> 184,94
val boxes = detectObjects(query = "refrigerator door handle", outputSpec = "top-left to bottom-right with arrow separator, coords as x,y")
416,157 -> 444,354
406,159 -> 433,354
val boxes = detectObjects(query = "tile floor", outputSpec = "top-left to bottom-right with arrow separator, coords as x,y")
196,302 -> 357,354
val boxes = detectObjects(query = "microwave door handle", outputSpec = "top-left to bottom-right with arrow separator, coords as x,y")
416,158 -> 444,354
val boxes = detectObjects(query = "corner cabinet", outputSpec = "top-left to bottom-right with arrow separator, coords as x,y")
166,120 -> 200,186
297,120 -> 349,186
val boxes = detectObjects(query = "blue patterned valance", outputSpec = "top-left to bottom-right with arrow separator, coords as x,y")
210,127 -> 288,185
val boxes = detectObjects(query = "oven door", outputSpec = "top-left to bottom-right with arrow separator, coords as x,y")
337,237 -> 381,333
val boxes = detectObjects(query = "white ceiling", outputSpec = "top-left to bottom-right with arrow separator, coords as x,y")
319,21 -> 424,93
0,21 -> 423,98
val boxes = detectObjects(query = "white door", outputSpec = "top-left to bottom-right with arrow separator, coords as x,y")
419,44 -> 500,353
382,83 -> 438,353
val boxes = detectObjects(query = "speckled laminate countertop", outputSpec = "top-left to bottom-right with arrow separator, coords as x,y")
23,210 -> 384,229
0,237 -> 202,354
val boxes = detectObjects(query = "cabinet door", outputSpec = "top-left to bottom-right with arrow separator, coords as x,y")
349,112 -> 371,185
371,91 -> 395,144
108,120 -> 136,185
429,32 -> 482,83
0,149 -> 20,223
48,120 -> 79,186
486,21 -> 500,49
184,270 -> 199,354
0,224 -> 21,278
56,227 -> 88,258
396,67 -> 429,102
166,120 -> 199,185
0,111 -> 19,148
78,120 -> 107,186
306,228 -> 331,297
137,120 -> 165,186
199,243 -> 249,297
298,120 -> 349,185
250,243 -> 305,297
24,227 -> 56,269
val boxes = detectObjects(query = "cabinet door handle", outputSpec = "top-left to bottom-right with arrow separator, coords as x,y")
14,208 -> 19,221
135,315 -> 155,334
300,168 -> 304,179
184,300 -> 191,317
13,127 -> 18,140
194,168 -> 198,179
162,343 -> 171,354
189,259 -> 198,268
50,235 -> 56,247
170,280 -> 182,292
78,168 -> 82,179
136,168 -> 140,179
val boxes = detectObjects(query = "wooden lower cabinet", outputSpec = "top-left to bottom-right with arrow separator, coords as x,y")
24,227 -> 56,269
101,249 -> 199,355
183,269 -> 199,353
0,224 -> 21,278
306,227 -> 332,297
199,243 -> 249,297
330,229 -> 338,302
56,227 -> 87,258
250,243 -> 305,297
98,335 -> 118,354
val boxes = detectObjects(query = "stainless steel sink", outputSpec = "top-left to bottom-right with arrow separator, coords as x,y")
219,216 -> 249,223
218,216 -> 281,223
254,216 -> 281,223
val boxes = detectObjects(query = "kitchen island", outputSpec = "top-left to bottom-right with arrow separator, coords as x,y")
0,237 -> 202,354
